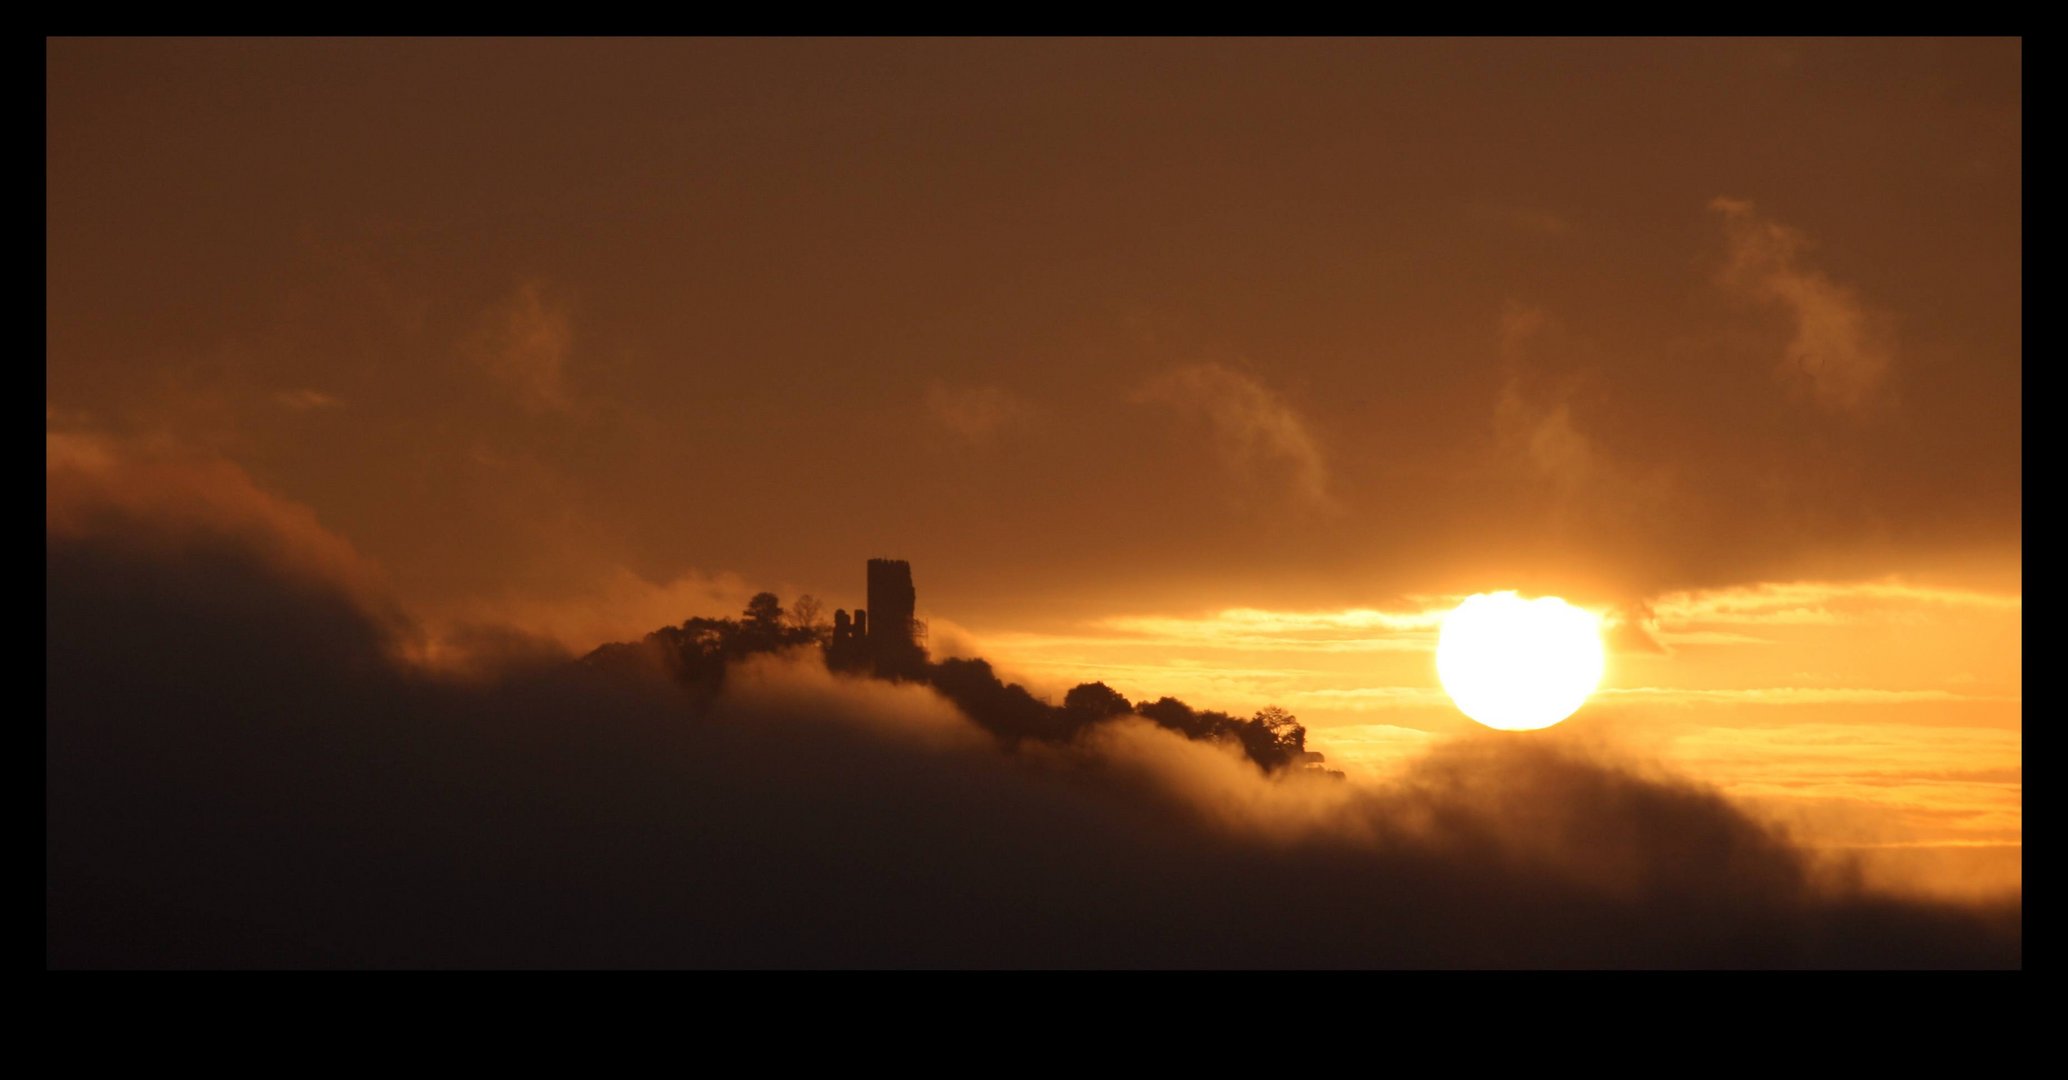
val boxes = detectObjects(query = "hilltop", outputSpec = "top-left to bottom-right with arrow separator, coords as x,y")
584,559 -> 1335,777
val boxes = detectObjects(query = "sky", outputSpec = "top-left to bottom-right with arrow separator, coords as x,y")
46,38 -> 2021,964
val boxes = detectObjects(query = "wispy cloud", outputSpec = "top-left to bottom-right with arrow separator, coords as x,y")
971,605 -> 1453,668
1135,362 -> 1335,512
1603,603 -> 1671,654
1596,686 -> 2008,706
924,381 -> 1035,443
1710,197 -> 1895,411
470,280 -> 579,415
426,565 -> 758,658
1649,579 -> 2021,630
1266,685 -> 2010,715
273,388 -> 345,411
1104,606 -> 1447,645
1287,686 -> 1457,707
45,428 -> 394,623
44,424 -> 759,668
1492,304 -> 1672,520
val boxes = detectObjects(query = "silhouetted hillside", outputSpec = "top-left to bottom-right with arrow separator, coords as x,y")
581,568 -> 1331,776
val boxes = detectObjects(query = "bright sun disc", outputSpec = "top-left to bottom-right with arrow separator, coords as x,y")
1435,592 -> 1605,731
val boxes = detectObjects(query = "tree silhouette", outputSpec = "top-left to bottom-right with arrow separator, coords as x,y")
1136,696 -> 1212,740
789,594 -> 824,634
1255,705 -> 1304,754
743,592 -> 784,631
1063,681 -> 1131,721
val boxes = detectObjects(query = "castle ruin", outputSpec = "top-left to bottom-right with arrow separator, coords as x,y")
828,558 -> 928,678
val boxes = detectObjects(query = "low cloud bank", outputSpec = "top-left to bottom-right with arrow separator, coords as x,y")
46,459 -> 2017,968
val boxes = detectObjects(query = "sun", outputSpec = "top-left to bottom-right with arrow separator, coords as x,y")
1435,592 -> 1605,731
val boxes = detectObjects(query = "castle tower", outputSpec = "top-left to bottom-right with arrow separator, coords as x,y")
864,557 -> 924,678
866,559 -> 915,646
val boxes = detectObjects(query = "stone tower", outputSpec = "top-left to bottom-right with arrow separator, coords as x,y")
826,559 -> 927,677
864,558 -> 925,678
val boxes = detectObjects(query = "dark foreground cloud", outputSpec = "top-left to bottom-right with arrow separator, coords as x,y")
46,478 -> 2017,969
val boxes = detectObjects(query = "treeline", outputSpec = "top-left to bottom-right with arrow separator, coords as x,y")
930,658 -> 1312,773
585,592 -> 822,703
583,592 -> 1322,775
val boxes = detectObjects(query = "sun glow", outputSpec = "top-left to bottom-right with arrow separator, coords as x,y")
1436,592 -> 1605,731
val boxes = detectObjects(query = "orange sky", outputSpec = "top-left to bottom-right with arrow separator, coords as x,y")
47,38 -> 2021,899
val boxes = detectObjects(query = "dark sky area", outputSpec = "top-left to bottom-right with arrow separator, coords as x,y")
47,38 -> 2020,632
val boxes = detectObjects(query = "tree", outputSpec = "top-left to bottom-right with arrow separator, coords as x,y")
1063,681 -> 1132,720
788,594 -> 824,633
742,592 -> 784,632
1254,705 -> 1305,755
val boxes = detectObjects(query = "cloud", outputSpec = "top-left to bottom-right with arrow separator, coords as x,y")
960,602 -> 1459,715
1604,603 -> 1671,655
470,279 -> 579,415
1488,306 -> 1687,584
1494,386 -> 1606,499
46,484 -> 2019,967
273,388 -> 345,411
1710,197 -> 1895,411
44,426 -> 756,673
425,566 -> 757,658
1275,686 -> 1456,708
1493,304 -> 1667,511
925,382 -> 1035,443
1135,362 -> 1335,512
1647,579 -> 2020,632
1602,718 -> 2022,902
913,615 -> 989,662
1596,687 -> 2013,709
46,429 -> 391,617
1097,605 -> 1448,652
